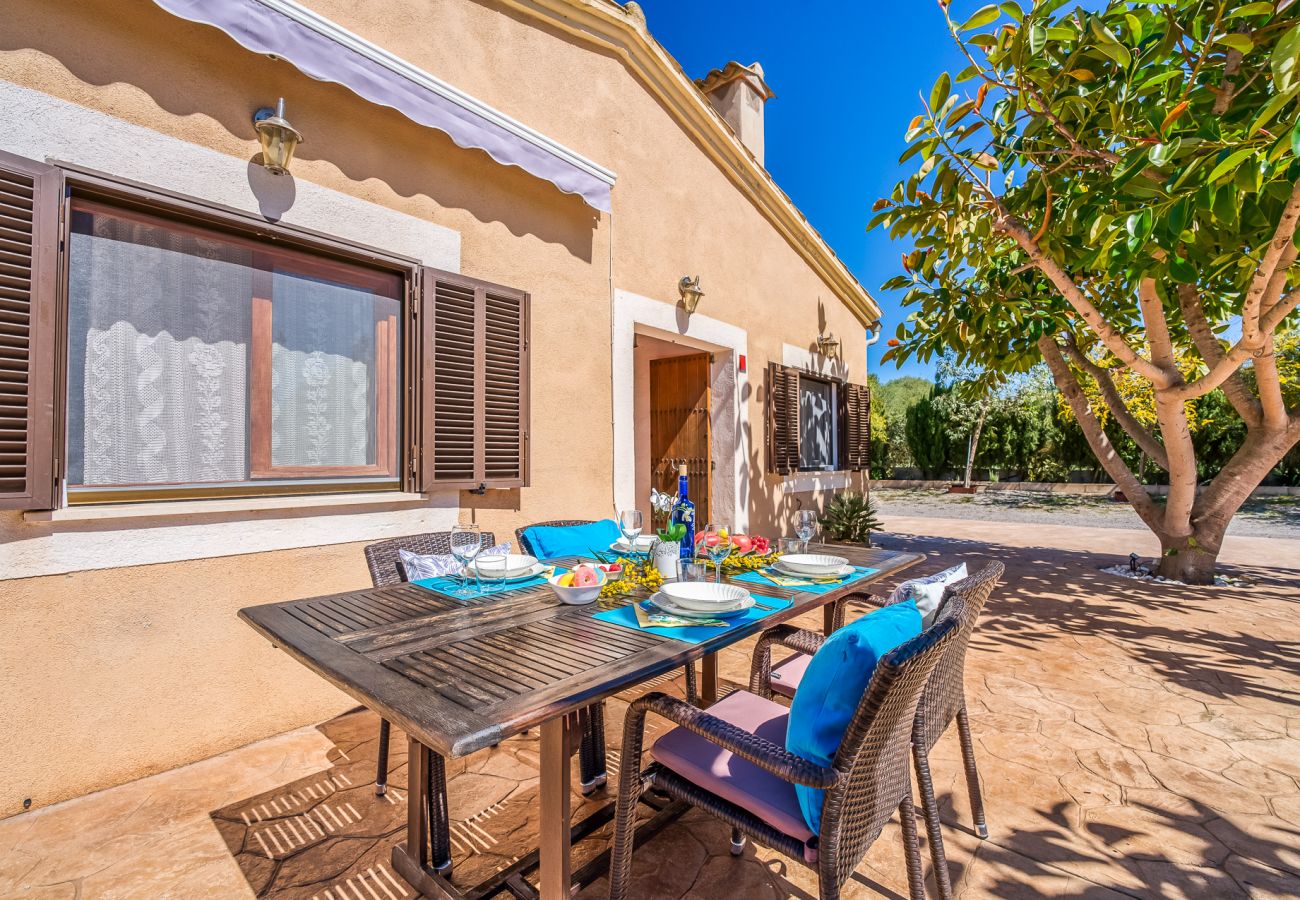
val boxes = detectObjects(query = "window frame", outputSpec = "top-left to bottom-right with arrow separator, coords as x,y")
767,363 -> 870,477
57,169 -> 422,505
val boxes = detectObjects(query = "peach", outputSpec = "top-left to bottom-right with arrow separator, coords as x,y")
572,565 -> 599,587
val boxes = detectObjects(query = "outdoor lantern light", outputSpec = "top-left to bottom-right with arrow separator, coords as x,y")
817,332 -> 841,359
678,275 -> 704,314
253,98 -> 303,175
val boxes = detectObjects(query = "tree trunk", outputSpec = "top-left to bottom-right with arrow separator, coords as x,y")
1155,529 -> 1222,585
963,406 -> 987,489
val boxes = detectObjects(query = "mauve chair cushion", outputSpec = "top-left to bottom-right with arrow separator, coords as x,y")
651,690 -> 815,847
769,653 -> 811,699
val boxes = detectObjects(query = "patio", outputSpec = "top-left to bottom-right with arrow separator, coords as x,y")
2,517 -> 1297,899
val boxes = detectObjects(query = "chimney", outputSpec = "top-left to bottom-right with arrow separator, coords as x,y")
696,61 -> 775,166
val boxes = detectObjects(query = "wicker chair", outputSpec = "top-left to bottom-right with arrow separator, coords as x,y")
608,608 -> 961,900
514,520 -> 702,717
749,562 -> 1005,900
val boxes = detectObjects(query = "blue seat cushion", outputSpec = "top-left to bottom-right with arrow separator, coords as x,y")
523,519 -> 620,560
786,599 -> 922,833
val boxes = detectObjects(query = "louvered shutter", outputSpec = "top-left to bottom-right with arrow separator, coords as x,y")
767,363 -> 800,475
0,151 -> 60,509
841,381 -> 871,472
418,268 -> 528,491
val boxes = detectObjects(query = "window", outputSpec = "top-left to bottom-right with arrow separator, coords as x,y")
0,149 -> 531,510
767,363 -> 871,476
798,376 -> 837,471
65,200 -> 402,496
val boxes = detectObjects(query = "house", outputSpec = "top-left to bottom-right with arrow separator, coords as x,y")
0,0 -> 881,814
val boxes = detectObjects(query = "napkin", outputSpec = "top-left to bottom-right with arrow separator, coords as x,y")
756,569 -> 846,587
633,601 -> 727,629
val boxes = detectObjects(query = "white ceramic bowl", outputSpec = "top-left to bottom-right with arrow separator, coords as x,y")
547,567 -> 607,605
777,553 -> 849,576
474,553 -> 538,580
610,535 -> 656,552
659,581 -> 749,611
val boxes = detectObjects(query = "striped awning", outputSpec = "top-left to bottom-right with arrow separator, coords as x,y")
152,0 -> 616,212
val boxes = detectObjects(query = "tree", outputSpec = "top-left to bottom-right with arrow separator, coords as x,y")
905,388 -> 955,477
873,0 -> 1300,583
875,375 -> 933,472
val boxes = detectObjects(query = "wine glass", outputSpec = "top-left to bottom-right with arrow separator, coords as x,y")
795,509 -> 817,553
701,523 -> 733,584
618,509 -> 643,555
449,524 -> 483,597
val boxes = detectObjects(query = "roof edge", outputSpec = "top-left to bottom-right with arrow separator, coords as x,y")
496,0 -> 880,326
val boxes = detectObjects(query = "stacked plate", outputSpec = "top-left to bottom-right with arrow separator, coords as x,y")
610,535 -> 656,553
472,553 -> 543,582
772,553 -> 852,579
649,581 -> 754,619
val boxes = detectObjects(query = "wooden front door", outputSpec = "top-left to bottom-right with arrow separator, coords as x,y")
649,353 -> 711,525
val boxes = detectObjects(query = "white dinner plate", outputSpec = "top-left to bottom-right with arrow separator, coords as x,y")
473,553 -> 539,580
773,559 -> 854,579
647,592 -> 754,619
475,561 -> 548,583
659,580 -> 750,611
610,536 -> 656,553
776,553 -> 850,576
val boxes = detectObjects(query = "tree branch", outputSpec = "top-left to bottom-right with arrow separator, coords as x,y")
1176,284 -> 1262,428
994,213 -> 1175,386
1138,278 -> 1178,374
1252,336 -> 1290,429
1060,338 -> 1170,471
1039,336 -> 1163,532
1243,180 -> 1300,346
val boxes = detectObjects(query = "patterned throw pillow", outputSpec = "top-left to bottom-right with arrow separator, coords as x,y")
399,542 -> 511,581
887,563 -> 968,625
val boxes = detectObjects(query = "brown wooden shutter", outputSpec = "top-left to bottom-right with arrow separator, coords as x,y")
417,268 -> 529,491
0,151 -> 61,510
767,363 -> 800,475
841,381 -> 871,472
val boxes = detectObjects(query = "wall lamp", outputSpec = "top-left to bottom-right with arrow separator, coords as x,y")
253,98 -> 303,175
817,332 -> 841,359
678,275 -> 704,314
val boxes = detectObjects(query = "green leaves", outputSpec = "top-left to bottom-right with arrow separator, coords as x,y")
1089,18 -> 1131,68
1148,139 -> 1180,168
1292,116 -> 1300,160
1275,24 -> 1300,92
1215,34 -> 1254,55
930,72 -> 951,111
1207,147 -> 1257,183
1228,2 -> 1275,18
959,4 -> 1001,31
1126,209 -> 1153,251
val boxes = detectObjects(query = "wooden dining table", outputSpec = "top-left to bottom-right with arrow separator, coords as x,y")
239,544 -> 922,900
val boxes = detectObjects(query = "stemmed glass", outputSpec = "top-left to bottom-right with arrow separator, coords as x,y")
449,524 -> 483,597
618,509 -> 644,556
701,523 -> 733,584
795,509 -> 817,553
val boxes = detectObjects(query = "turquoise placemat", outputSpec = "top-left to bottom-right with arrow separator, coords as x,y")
731,565 -> 879,595
592,595 -> 793,645
413,566 -> 564,599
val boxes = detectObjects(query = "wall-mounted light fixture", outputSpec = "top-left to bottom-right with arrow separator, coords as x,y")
253,98 -> 303,175
816,332 -> 841,359
678,275 -> 704,314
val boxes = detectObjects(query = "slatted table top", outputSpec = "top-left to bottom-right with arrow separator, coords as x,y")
239,545 -> 922,758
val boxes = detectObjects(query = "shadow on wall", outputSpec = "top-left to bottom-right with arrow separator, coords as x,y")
1,0 -> 599,261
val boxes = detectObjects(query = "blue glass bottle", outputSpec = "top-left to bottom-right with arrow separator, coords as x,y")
670,464 -> 696,559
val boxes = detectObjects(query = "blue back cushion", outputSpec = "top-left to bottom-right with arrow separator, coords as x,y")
786,599 -> 922,833
523,519 -> 621,560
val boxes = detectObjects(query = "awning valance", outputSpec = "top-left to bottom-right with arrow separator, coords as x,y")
152,0 -> 616,212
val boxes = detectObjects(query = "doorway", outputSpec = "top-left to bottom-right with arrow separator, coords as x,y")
649,352 -> 711,525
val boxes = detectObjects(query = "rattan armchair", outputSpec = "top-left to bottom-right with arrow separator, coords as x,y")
609,610 -> 960,900
749,561 -> 1005,900
517,512 -> 702,717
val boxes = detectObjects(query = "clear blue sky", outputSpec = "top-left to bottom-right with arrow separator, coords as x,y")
641,1 -> 997,382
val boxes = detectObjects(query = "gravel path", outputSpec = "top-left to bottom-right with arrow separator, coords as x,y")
869,487 -> 1300,539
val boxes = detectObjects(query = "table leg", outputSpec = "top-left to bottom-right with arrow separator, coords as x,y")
701,653 -> 718,707
823,603 -> 836,637
539,714 -> 574,900
407,736 -> 430,871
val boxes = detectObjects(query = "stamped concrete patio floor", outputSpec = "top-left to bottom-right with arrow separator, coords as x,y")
2,518 -> 1298,899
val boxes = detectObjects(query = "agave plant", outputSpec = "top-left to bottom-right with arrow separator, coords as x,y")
819,491 -> 883,546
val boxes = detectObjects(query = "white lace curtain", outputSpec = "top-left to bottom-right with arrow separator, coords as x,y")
66,207 -> 389,487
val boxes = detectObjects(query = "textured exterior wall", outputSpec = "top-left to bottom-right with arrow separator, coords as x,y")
0,0 -> 870,813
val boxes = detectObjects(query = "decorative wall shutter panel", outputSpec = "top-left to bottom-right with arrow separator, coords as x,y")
0,151 -> 61,510
418,267 -> 528,491
767,362 -> 800,475
841,381 -> 871,472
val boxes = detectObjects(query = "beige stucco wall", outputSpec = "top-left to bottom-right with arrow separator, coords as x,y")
0,0 -> 870,814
